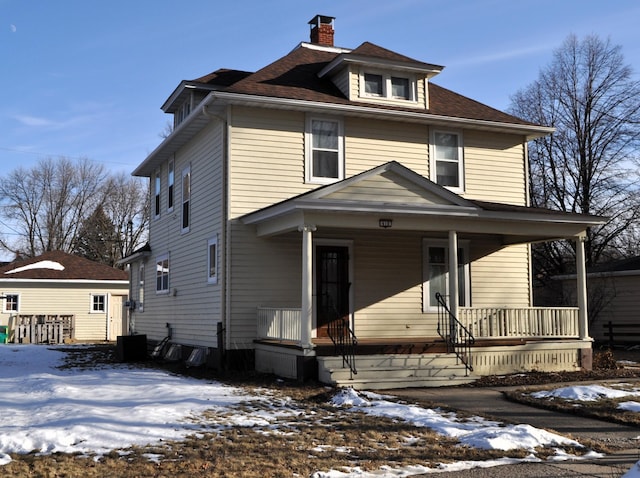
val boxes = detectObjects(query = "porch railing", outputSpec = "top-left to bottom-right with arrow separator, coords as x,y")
436,293 -> 474,374
257,307 -> 301,342
256,306 -> 580,345
458,307 -> 579,339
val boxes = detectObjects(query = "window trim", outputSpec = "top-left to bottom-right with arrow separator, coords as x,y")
422,239 -> 470,313
154,169 -> 161,219
305,115 -> 344,185
181,165 -> 191,233
359,70 -> 417,102
207,236 -> 218,284
90,294 -> 107,314
156,253 -> 170,294
2,293 -> 19,313
430,129 -> 465,193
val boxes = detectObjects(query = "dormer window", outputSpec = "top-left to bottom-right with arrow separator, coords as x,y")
360,71 -> 415,102
364,73 -> 383,96
391,77 -> 410,99
175,101 -> 192,127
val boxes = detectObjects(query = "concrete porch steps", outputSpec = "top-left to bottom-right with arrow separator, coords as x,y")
317,353 -> 477,390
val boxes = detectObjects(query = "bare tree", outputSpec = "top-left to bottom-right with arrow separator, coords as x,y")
0,158 -> 148,262
0,157 -> 107,257
510,34 -> 640,284
101,172 -> 149,262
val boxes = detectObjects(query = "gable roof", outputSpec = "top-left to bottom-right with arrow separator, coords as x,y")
0,251 -> 128,281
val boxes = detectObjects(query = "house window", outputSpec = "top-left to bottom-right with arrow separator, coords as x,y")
306,117 -> 344,184
364,73 -> 383,96
422,240 -> 470,312
431,130 -> 464,191
2,293 -> 19,313
391,77 -> 410,99
182,165 -> 191,233
360,71 -> 415,101
168,159 -> 174,212
138,263 -> 145,312
156,254 -> 170,294
207,236 -> 218,284
154,170 -> 161,219
91,294 -> 106,313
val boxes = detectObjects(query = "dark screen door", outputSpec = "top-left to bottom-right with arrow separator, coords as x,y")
316,246 -> 349,338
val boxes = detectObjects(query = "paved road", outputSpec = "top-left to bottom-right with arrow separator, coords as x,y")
388,384 -> 640,477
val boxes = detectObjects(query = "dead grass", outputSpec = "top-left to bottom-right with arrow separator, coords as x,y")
0,344 -> 587,477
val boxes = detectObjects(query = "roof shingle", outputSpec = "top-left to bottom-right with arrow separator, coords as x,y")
0,251 -> 128,281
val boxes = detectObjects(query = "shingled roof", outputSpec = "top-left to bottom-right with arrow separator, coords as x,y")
189,41 -> 536,127
0,251 -> 128,281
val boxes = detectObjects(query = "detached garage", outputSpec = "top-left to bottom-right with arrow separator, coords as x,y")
0,251 -> 129,343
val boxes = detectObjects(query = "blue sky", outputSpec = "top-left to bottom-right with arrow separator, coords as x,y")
1,0 -> 639,176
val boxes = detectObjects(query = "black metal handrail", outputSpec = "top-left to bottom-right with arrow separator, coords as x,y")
323,295 -> 358,379
435,292 -> 475,374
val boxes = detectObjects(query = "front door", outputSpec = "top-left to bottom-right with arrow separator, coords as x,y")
316,245 -> 350,338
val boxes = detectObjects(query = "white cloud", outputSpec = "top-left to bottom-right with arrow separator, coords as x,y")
9,24 -> 16,33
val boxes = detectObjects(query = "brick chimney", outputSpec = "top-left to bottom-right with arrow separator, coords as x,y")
309,15 -> 335,46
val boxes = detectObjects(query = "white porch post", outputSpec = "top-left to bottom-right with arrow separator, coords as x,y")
448,230 -> 459,318
575,235 -> 589,340
299,224 -> 316,349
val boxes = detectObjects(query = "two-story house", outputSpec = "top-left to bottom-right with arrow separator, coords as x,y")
122,16 -> 605,389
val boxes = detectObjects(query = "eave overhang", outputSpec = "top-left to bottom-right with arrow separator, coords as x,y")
318,53 -> 444,79
241,198 -> 605,245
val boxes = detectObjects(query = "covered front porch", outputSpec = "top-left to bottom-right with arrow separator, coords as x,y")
241,162 -> 604,388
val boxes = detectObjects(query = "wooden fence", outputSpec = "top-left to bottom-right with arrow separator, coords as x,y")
12,314 -> 75,344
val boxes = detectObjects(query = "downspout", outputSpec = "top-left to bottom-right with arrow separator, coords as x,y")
524,137 -> 534,307
203,102 -> 230,367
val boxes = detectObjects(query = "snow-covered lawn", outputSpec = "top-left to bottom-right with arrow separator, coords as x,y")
0,344 -> 635,476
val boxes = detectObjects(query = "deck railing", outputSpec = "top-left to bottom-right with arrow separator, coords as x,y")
257,307 -> 302,342
458,307 -> 579,339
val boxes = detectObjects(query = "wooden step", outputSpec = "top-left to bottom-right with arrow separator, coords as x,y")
317,353 -> 477,390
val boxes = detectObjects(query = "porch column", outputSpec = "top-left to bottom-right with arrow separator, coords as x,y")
299,224 -> 316,349
448,230 -> 459,318
575,235 -> 589,340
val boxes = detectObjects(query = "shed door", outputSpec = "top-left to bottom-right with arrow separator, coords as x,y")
109,296 -> 127,339
316,245 -> 350,338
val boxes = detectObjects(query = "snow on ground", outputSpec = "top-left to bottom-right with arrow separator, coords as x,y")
531,384 -> 640,402
0,344 -> 627,477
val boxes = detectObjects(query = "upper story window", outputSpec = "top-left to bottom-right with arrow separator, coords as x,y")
181,165 -> 191,233
391,77 -> 410,99
360,71 -> 416,102
306,117 -> 344,184
168,159 -> 174,212
156,253 -> 170,294
2,293 -> 19,313
175,101 -> 192,127
364,73 -> 383,96
154,170 -> 161,219
431,130 -> 464,192
207,236 -> 218,284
